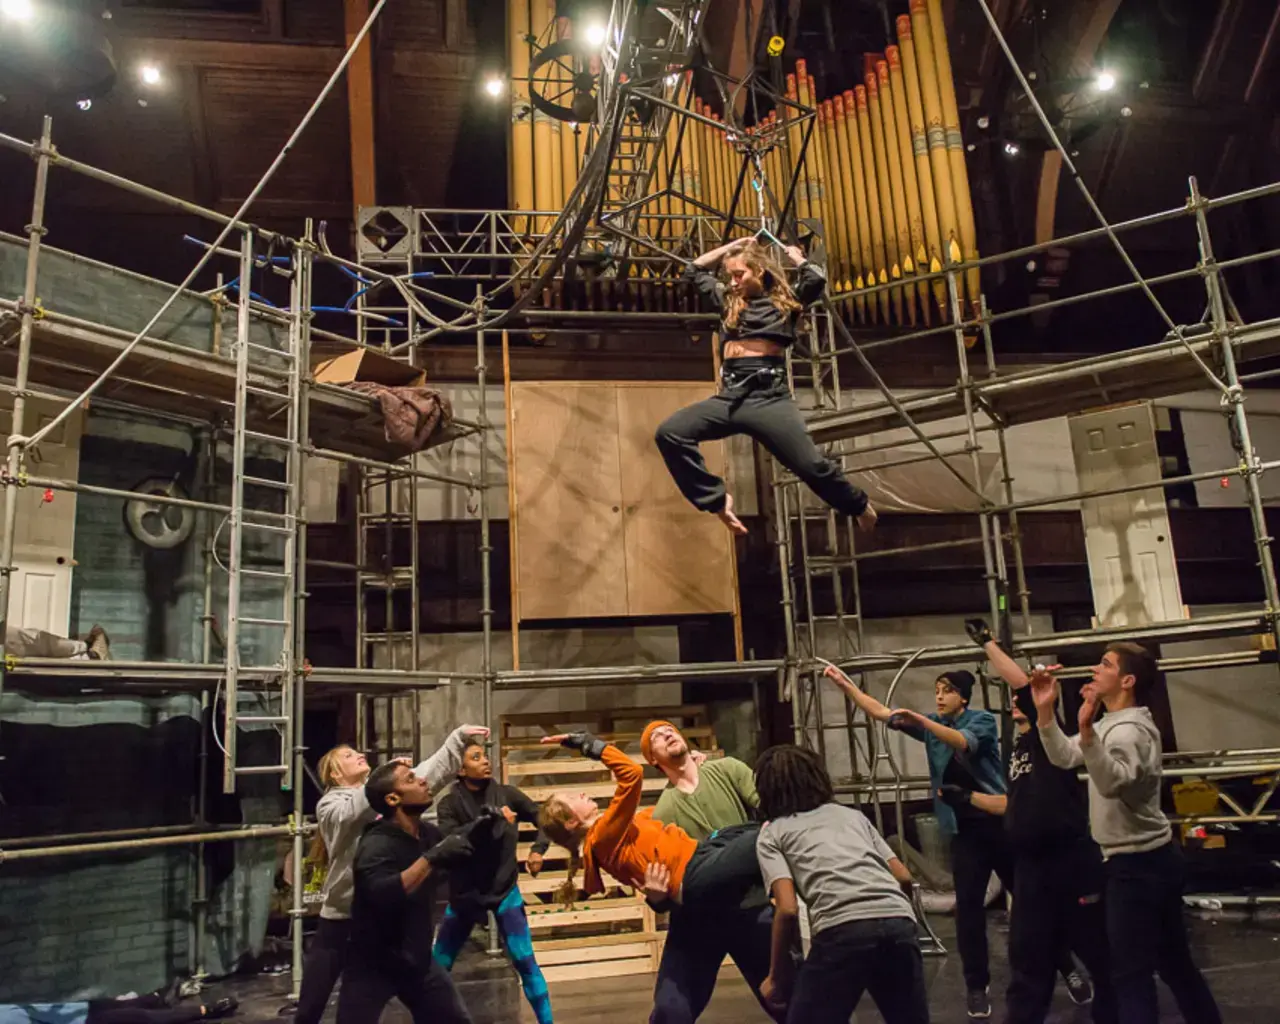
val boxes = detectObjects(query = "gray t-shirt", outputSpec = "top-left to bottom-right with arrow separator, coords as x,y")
756,802 -> 914,937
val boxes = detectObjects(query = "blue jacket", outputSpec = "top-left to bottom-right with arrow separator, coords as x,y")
898,707 -> 1005,836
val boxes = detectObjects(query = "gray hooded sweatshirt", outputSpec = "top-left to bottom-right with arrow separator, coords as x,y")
1038,706 -> 1171,858
315,725 -> 475,920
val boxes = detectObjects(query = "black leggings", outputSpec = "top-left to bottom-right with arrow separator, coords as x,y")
951,816 -> 1016,992
294,916 -> 351,1024
654,361 -> 868,517
680,823 -> 764,911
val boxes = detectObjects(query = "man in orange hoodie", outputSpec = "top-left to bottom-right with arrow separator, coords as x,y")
640,720 -> 783,1024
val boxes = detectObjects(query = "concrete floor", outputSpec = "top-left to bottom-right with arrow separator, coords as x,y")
206,911 -> 1280,1023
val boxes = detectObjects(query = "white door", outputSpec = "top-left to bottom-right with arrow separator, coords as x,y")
1069,402 -> 1183,628
0,398 -> 82,634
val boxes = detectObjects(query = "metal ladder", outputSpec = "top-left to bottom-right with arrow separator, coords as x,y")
219,230 -> 307,793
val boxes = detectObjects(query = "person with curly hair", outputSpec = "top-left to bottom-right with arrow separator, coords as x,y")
654,238 -> 876,536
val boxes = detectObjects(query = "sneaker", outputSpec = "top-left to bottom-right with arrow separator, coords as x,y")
967,988 -> 992,1019
86,625 -> 111,661
1064,970 -> 1094,1005
205,997 -> 238,1020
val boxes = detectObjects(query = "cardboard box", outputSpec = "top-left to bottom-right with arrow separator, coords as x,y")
310,339 -> 425,387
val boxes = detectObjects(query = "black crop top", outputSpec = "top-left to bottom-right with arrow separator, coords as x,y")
682,260 -> 827,348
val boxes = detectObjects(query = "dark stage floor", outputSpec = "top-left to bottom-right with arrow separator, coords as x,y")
206,911 -> 1280,1022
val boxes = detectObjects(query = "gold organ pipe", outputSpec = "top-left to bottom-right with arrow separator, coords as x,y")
842,90 -> 875,323
714,115 -> 733,223
785,74 -> 811,223
886,49 -> 927,324
876,58 -> 913,324
865,66 -> 903,324
508,0 -> 534,234
809,77 -> 835,271
832,93 -> 866,322
897,14 -> 947,321
557,17 -> 578,222
530,0 -> 554,232
926,0 -> 980,307
796,65 -> 825,236
854,84 -> 890,323
820,100 -> 850,294
910,0 -> 963,313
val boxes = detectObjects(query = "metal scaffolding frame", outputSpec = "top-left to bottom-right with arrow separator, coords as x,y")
3,0 -> 1280,1000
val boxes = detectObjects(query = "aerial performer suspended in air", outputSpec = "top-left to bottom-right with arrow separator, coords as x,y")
654,237 -> 878,536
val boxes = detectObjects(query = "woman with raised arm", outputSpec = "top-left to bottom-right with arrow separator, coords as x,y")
535,733 -> 763,919
654,238 -> 876,536
291,725 -> 488,1024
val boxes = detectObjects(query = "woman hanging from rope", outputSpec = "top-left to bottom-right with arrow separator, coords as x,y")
536,733 -> 764,921
655,238 -> 877,536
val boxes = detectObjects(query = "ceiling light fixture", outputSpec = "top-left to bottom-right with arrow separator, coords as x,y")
77,98 -> 92,111
484,76 -> 505,98
0,0 -> 34,22
584,22 -> 607,47
139,64 -> 162,86
1004,141 -> 1020,156
1095,70 -> 1117,92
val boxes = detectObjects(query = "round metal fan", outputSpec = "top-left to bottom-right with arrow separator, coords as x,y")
124,477 -> 196,551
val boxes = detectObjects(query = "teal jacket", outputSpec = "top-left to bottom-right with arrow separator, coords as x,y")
897,707 -> 1005,836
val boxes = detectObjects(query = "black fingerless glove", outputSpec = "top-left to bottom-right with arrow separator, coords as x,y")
424,833 -> 473,867
964,618 -> 995,647
938,784 -> 972,808
560,731 -> 608,760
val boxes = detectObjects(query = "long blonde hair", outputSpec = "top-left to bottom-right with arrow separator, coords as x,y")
722,241 -> 803,330
310,744 -> 355,869
538,795 -> 585,907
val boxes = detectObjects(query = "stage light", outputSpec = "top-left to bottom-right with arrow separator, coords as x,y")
1095,71 -> 1116,92
484,76 -> 505,98
0,0 -> 34,23
1004,141 -> 1020,156
584,22 -> 606,47
139,64 -> 162,86
77,98 -> 92,111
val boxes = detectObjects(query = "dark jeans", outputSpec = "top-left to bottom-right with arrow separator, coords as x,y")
295,916 -> 351,1024
786,917 -> 929,1024
1105,842 -> 1222,1024
88,996 -> 204,1024
680,823 -> 764,912
651,902 -> 781,1024
1005,840 -> 1118,1024
335,956 -> 473,1024
654,363 -> 869,516
952,816 -> 1015,992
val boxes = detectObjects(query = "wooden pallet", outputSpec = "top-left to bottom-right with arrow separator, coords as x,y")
501,706 -> 718,982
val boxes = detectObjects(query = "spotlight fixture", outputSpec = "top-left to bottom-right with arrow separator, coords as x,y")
1003,141 -> 1020,156
77,98 -> 92,111
976,115 -> 990,130
584,22 -> 607,47
1094,70 -> 1116,92
139,64 -> 162,86
1120,105 -> 1133,118
0,0 -> 34,22
484,76 -> 505,97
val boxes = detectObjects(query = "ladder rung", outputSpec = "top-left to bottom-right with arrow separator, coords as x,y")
241,521 -> 294,535
244,340 -> 295,360
245,384 -> 285,399
240,616 -> 289,627
236,715 -> 290,725
241,568 -> 291,580
243,475 -> 292,491
234,764 -> 289,775
364,632 -> 415,641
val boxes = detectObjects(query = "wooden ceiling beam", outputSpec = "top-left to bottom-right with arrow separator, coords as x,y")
115,37 -> 343,72
343,0 -> 378,218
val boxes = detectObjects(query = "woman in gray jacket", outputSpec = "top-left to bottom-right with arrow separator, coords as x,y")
292,724 -> 488,1023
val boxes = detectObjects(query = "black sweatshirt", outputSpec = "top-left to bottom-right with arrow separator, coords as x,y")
683,260 -> 827,349
349,817 -> 445,968
1005,687 -> 1091,856
436,777 -> 550,911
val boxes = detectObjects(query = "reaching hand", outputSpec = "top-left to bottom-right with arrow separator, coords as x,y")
1028,665 -> 1061,719
783,244 -> 806,266
822,663 -> 851,686
424,833 -> 474,868
462,725 -> 490,740
541,732 -> 607,760
526,851 -> 544,877
690,749 -> 708,766
1078,684 -> 1100,741
761,975 -> 787,1013
642,861 -> 671,903
938,784 -> 972,808
886,709 -> 920,732
964,618 -> 995,647
500,805 -> 517,825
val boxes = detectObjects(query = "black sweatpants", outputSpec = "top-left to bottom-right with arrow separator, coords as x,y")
1105,842 -> 1221,1024
951,816 -> 1015,992
335,956 -> 473,1024
654,360 -> 868,517
88,996 -> 204,1024
680,823 -> 764,912
1005,840 -> 1117,1024
651,902 -> 782,1024
786,917 -> 929,1024
294,916 -> 351,1024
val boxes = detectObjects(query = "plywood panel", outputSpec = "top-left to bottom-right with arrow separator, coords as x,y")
511,384 -> 627,619
616,384 -> 735,616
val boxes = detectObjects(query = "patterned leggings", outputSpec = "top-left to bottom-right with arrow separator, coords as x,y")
433,885 -> 554,1024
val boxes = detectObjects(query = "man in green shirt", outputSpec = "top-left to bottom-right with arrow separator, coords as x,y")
640,721 -> 781,1024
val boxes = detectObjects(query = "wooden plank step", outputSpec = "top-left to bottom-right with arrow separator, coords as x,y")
541,958 -> 655,983
533,931 -> 662,952
526,903 -> 645,931
502,726 -> 715,752
520,777 -> 668,802
519,871 -> 628,896
535,940 -> 656,966
502,753 -> 647,776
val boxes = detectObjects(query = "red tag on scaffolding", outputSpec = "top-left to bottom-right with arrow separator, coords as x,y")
41,488 -> 54,504
1221,477 -> 1230,489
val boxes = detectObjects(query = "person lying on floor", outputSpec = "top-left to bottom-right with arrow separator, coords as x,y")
536,733 -> 763,917
0,991 -> 236,1024
4,624 -> 110,661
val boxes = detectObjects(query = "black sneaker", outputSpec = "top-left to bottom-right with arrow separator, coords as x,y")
967,988 -> 992,1019
1064,969 -> 1094,1005
86,624 -> 111,661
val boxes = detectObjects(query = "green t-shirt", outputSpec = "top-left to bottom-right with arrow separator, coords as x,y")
650,757 -> 759,840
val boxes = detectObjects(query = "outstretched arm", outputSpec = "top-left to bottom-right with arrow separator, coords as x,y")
783,245 -> 827,304
822,664 -> 893,722
541,734 -> 641,863
965,618 -> 1029,690
1029,669 -> 1085,769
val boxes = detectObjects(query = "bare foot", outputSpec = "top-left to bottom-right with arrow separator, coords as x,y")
856,503 -> 878,533
716,494 -> 749,536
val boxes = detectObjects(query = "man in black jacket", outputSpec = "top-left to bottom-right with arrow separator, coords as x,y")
960,619 -> 1118,1024
336,761 -> 481,1024
432,738 -> 555,1024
